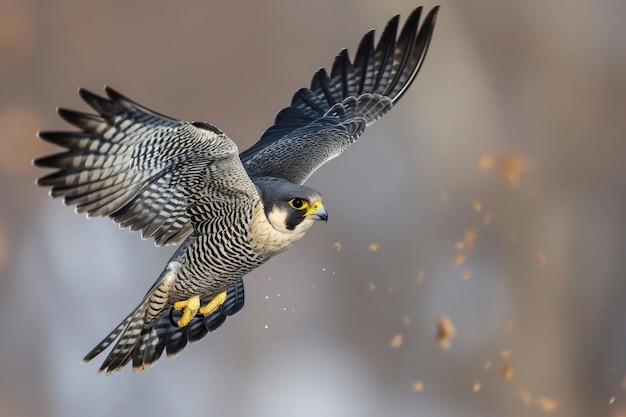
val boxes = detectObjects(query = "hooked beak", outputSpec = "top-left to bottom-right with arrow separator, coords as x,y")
305,202 -> 328,223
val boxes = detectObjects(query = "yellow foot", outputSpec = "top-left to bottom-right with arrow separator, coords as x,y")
172,291 -> 228,327
198,290 -> 227,316
173,295 -> 200,327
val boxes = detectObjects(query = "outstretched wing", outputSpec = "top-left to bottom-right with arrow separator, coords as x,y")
35,87 -> 257,246
240,6 -> 439,184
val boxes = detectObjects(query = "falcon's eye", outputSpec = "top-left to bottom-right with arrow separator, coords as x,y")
289,198 -> 307,210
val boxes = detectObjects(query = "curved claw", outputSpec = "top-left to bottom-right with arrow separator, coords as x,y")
169,291 -> 229,328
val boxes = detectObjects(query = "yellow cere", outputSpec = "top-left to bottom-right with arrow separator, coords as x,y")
306,201 -> 322,214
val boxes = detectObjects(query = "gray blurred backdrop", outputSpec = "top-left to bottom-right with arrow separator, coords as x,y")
2,0 -> 625,416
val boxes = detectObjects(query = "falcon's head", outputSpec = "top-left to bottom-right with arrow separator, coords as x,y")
255,179 -> 328,235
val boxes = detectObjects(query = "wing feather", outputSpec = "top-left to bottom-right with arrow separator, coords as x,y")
240,6 -> 439,184
35,86 -> 257,246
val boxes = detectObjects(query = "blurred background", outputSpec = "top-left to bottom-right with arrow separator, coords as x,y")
1,0 -> 625,416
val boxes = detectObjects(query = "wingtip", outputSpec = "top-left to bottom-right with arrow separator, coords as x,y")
427,5 -> 441,23
77,86 -> 95,97
78,87 -> 98,102
409,5 -> 439,27
104,85 -> 119,98
56,107 -> 76,124
32,157 -> 43,168
387,13 -> 401,29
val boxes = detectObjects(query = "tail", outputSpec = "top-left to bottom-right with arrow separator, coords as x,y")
83,279 -> 246,374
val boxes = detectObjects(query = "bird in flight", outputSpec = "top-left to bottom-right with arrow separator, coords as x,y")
35,5 -> 439,374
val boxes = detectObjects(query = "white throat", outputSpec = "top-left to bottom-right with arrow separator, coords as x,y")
248,202 -> 315,257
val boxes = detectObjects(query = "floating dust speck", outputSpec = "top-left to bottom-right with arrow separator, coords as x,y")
535,397 -> 559,412
402,315 -> 411,327
389,333 -> 403,349
472,380 -> 482,392
519,389 -> 533,407
460,270 -> 472,280
500,349 -> 512,359
504,321 -> 514,335
412,381 -> 424,392
534,252 -> 547,266
476,153 -> 494,171
483,359 -> 493,370
498,153 -> 532,186
472,200 -> 483,212
463,227 -> 478,248
519,392 -> 559,413
454,241 -> 465,250
500,364 -> 514,380
368,282 -> 376,292
333,242 -> 342,251
368,243 -> 380,252
453,252 -> 466,266
435,316 -> 456,350
610,396 -> 616,405
483,214 -> 492,225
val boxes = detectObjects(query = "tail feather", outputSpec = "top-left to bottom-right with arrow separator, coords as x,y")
100,306 -> 149,373
83,279 -> 246,374
81,301 -> 149,374
82,313 -> 134,363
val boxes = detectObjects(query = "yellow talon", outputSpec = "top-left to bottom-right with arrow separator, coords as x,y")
171,291 -> 228,327
199,290 -> 227,316
173,295 -> 200,327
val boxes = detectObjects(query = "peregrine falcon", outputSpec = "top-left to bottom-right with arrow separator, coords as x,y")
35,6 -> 439,373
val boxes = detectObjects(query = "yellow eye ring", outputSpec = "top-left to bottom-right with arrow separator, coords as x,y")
289,198 -> 307,210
